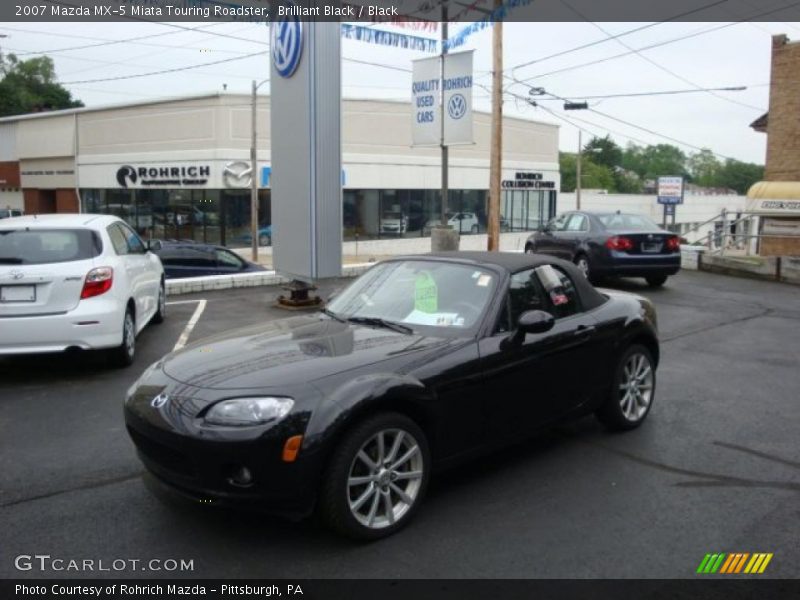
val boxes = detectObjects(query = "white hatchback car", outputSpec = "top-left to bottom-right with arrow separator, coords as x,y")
0,214 -> 165,366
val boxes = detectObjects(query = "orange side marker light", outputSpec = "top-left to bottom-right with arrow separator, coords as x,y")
282,435 -> 304,463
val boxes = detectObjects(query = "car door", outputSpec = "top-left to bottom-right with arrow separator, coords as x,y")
108,223 -> 150,326
478,266 -> 603,438
534,213 -> 568,256
557,213 -> 590,260
119,222 -> 160,321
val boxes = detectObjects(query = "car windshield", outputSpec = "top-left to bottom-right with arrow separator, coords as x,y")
597,214 -> 660,231
326,260 -> 497,335
0,228 -> 102,265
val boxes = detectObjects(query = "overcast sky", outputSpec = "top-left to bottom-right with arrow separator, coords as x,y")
1,19 -> 798,164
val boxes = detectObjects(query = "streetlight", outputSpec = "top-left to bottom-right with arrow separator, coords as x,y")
251,78 -> 269,262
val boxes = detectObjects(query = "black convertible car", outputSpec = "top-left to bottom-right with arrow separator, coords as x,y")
125,252 -> 660,539
525,211 -> 681,287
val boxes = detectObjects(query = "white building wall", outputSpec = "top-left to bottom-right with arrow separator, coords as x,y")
0,123 -> 17,161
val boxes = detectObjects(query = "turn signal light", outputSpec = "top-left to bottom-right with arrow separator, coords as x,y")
666,236 -> 681,251
606,236 -> 634,251
282,435 -> 304,463
81,267 -> 114,299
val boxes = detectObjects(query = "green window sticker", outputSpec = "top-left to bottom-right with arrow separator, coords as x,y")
414,271 -> 438,313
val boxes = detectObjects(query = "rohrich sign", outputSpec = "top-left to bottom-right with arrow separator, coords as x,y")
501,172 -> 556,189
115,164 -> 211,188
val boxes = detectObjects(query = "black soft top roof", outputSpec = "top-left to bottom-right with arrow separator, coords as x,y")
393,251 -> 608,312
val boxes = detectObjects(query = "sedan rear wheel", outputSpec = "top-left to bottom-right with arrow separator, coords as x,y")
320,413 -> 430,540
574,254 -> 591,278
596,344 -> 655,431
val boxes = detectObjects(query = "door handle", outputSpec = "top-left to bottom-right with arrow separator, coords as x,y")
573,325 -> 596,339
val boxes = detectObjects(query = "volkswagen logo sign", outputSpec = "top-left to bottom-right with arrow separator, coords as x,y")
10,269 -> 24,280
271,11 -> 303,78
448,94 -> 467,120
151,393 -> 169,409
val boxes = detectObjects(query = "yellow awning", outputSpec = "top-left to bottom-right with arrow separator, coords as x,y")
746,181 -> 800,215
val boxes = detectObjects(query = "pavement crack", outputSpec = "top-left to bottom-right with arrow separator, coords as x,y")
0,471 -> 143,509
661,308 -> 773,343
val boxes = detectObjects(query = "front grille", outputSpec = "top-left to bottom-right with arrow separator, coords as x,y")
127,426 -> 197,479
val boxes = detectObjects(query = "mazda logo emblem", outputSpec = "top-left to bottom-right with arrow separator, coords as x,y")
448,93 -> 467,120
271,10 -> 303,78
10,269 -> 24,280
151,393 -> 169,409
222,161 -> 252,188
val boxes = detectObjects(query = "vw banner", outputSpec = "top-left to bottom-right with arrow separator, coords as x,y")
443,50 -> 474,145
411,56 -> 441,147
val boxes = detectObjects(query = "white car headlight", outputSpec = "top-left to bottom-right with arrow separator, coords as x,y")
204,397 -> 294,426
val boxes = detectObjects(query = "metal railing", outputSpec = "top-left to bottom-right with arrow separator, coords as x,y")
678,209 -> 799,257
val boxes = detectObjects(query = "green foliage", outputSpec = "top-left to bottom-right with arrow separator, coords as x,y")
582,135 -> 623,171
0,53 -> 83,117
718,159 -> 764,195
559,152 -> 615,193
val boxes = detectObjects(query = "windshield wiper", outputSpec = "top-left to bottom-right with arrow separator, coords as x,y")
0,257 -> 23,264
347,316 -> 414,335
320,308 -> 346,323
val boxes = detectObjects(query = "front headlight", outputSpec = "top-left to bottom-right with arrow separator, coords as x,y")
204,397 -> 294,427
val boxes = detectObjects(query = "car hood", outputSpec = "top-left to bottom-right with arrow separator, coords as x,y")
161,315 -> 452,389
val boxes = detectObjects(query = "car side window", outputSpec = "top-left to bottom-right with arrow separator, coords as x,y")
550,214 -> 570,231
107,224 -> 129,256
495,269 -> 548,334
114,222 -> 146,254
541,267 -> 582,319
566,214 -> 588,232
216,249 -> 244,269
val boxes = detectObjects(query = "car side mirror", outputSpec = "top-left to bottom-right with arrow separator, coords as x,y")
146,239 -> 161,252
518,310 -> 555,334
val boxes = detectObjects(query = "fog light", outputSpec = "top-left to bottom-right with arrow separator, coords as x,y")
227,465 -> 254,487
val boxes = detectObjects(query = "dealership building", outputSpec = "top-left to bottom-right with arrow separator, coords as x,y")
0,93 -> 560,247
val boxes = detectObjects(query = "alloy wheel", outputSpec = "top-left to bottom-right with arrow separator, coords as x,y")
619,352 -> 653,421
347,429 -> 424,529
576,257 -> 590,278
124,312 -> 135,359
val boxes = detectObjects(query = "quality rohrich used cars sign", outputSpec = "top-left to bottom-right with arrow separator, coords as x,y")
411,51 -> 474,147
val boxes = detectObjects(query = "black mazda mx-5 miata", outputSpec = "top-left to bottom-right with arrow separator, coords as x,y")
125,252 -> 660,539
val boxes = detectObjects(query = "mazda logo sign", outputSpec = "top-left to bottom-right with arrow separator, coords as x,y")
151,393 -> 169,409
271,10 -> 303,78
223,161 -> 252,188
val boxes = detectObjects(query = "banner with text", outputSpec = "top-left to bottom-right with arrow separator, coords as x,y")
443,50 -> 474,146
411,56 -> 441,147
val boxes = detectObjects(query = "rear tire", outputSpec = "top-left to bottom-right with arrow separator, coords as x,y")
596,344 -> 656,431
110,307 -> 136,368
525,244 -> 535,254
319,412 -> 430,540
645,275 -> 668,287
151,281 -> 166,324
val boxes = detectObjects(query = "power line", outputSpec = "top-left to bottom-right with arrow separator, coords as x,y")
530,85 -> 752,101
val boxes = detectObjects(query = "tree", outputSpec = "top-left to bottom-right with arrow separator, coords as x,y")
0,53 -> 83,117
583,135 -> 623,171
621,143 -> 648,179
559,152 -> 615,193
641,144 -> 688,180
718,159 -> 764,195
688,149 -> 722,187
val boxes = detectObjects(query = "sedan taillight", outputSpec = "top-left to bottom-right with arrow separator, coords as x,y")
605,236 -> 634,251
666,236 -> 681,252
81,267 -> 114,299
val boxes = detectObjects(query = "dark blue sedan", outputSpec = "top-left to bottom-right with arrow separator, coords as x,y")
525,211 -> 681,287
150,241 -> 267,279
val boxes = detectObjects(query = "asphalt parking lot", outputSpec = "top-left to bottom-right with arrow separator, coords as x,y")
1,270 -> 798,579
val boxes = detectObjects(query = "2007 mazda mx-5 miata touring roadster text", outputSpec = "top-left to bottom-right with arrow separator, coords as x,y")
125,252 -> 660,539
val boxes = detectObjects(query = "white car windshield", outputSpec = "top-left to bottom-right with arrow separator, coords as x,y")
327,260 -> 496,333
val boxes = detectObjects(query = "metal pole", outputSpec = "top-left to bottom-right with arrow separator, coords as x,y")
487,6 -> 502,251
576,129 -> 582,211
250,79 -> 259,262
440,9 -> 449,226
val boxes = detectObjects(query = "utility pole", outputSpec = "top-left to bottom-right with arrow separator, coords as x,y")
440,6 -> 449,227
576,129 -> 582,210
487,4 -> 502,251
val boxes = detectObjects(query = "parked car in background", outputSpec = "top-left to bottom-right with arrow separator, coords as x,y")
125,251 -> 660,540
0,208 -> 24,219
151,240 -> 266,279
525,211 -> 681,287
380,211 -> 409,235
424,212 -> 480,234
0,214 -> 165,366
236,225 -> 273,247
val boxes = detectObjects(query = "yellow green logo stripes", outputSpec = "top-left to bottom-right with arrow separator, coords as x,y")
697,553 -> 773,574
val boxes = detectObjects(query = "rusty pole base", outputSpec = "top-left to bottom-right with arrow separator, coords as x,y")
275,279 -> 324,311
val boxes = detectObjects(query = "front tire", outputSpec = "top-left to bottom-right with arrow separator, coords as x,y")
110,307 -> 136,368
151,281 -> 166,324
319,413 -> 430,540
574,254 -> 591,279
259,234 -> 271,246
596,344 -> 656,431
646,275 -> 667,287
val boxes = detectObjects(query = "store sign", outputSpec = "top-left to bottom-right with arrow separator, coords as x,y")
222,161 -> 252,188
411,56 -> 440,147
657,176 -> 684,205
271,10 -> 303,78
443,51 -> 474,146
115,164 -> 210,188
501,172 -> 556,189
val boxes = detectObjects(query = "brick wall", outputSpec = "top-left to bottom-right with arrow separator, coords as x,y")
765,35 -> 800,181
